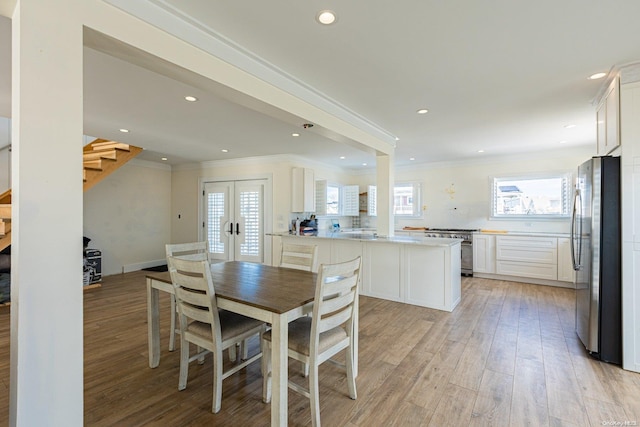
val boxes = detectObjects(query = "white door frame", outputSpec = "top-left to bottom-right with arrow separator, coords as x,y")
198,173 -> 273,264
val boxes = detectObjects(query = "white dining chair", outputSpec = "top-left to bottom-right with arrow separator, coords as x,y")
262,256 -> 361,427
280,243 -> 318,272
165,242 -> 211,352
167,255 -> 265,413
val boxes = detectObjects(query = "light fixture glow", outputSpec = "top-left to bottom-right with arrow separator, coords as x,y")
410,157 -> 415,161
558,140 -> 567,144
417,108 -> 429,114
340,156 -> 346,160
362,163 -> 367,166
292,133 -> 300,137
589,72 -> 606,80
161,157 -> 168,161
477,149 -> 485,153
184,95 -> 198,102
316,10 -> 337,25
119,128 -> 129,133
564,124 -> 577,129
221,149 -> 229,153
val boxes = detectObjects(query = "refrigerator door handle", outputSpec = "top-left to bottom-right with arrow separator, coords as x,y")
570,188 -> 580,271
571,189 -> 581,271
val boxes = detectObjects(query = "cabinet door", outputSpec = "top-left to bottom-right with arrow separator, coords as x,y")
473,234 -> 495,273
597,100 -> 607,156
291,168 -> 315,212
605,78 -> 620,154
557,237 -> 576,283
405,245 -> 446,309
364,243 -> 401,301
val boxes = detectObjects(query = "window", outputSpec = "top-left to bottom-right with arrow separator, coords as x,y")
491,173 -> 571,219
326,184 -> 340,215
367,182 -> 422,217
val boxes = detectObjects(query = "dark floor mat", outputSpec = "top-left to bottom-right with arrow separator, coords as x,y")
142,265 -> 168,272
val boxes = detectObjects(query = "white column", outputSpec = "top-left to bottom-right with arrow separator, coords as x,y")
10,1 -> 84,424
376,153 -> 395,237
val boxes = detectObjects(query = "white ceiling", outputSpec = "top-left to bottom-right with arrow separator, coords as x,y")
2,1 -> 640,170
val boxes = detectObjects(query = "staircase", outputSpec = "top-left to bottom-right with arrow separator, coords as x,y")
0,139 -> 142,251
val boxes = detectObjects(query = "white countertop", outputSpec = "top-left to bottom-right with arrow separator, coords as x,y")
275,232 -> 462,247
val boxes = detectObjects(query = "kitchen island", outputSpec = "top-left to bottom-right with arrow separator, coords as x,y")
272,232 -> 462,312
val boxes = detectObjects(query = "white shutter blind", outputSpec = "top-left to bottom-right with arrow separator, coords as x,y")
315,180 -> 327,216
239,190 -> 261,256
368,185 -> 377,217
342,185 -> 359,216
207,192 -> 225,253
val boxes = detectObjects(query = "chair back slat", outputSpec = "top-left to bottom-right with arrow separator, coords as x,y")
311,257 -> 361,346
318,307 -> 353,334
178,299 -> 214,324
280,243 -> 318,272
166,241 -> 210,262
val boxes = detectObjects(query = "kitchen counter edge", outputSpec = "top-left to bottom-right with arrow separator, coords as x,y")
269,232 -> 462,247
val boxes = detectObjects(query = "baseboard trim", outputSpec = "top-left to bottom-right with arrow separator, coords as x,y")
473,272 -> 576,289
123,259 -> 166,273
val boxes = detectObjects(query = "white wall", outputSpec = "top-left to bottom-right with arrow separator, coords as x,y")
83,159 -> 171,275
0,117 -> 9,192
354,146 -> 594,233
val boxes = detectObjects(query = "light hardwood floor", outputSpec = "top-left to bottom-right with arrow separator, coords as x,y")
0,271 -> 639,426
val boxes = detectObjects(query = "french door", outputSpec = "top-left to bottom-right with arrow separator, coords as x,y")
203,180 -> 265,263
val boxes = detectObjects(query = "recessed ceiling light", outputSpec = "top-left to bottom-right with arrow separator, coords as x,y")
589,72 -> 606,80
564,124 -> 576,129
417,109 -> 429,114
184,95 -> 198,102
558,140 -> 567,144
477,149 -> 485,153
340,156 -> 346,160
362,163 -> 368,166
395,137 -> 400,141
221,149 -> 229,153
316,10 -> 337,25
119,128 -> 129,133
161,157 -> 168,161
410,157 -> 415,161
292,133 -> 300,137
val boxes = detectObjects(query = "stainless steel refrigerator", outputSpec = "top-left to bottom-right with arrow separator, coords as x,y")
571,156 -> 621,364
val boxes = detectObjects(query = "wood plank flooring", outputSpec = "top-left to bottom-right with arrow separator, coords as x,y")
0,272 -> 639,426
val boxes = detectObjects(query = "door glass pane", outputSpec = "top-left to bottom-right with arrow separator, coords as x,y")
207,192 -> 225,254
239,190 -> 261,256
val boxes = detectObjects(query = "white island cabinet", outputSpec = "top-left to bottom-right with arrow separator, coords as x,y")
280,233 -> 462,312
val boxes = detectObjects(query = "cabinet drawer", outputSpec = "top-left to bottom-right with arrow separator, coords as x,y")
496,236 -> 557,264
496,260 -> 558,280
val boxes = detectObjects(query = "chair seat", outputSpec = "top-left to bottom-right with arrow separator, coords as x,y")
187,310 -> 264,344
263,317 -> 347,357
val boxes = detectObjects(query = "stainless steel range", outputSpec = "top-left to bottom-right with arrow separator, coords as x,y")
425,228 -> 478,276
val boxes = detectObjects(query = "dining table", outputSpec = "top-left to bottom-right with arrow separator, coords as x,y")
146,260 -> 358,426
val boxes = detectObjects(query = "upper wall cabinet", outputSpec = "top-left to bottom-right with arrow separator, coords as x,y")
597,76 -> 620,156
291,167 -> 315,212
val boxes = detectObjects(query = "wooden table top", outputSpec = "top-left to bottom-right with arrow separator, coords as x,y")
146,261 -> 317,314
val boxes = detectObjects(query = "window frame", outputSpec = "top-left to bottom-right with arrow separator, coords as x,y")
490,172 -> 572,220
367,181 -> 423,218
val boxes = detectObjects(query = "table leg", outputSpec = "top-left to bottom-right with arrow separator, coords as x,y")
271,313 -> 288,426
147,278 -> 161,368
